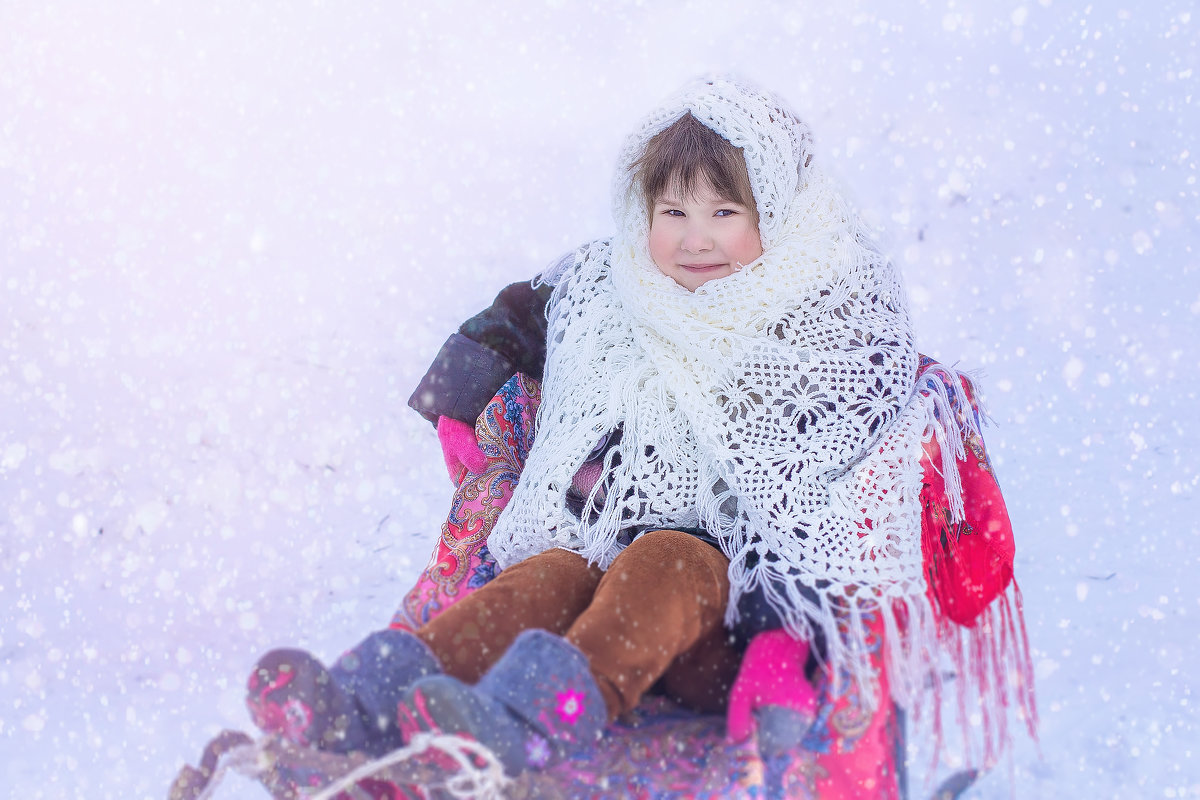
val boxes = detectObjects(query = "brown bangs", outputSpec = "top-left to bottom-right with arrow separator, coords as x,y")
631,112 -> 757,221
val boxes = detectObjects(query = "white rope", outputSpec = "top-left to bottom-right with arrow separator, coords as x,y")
303,733 -> 511,800
187,733 -> 509,800
193,740 -> 271,800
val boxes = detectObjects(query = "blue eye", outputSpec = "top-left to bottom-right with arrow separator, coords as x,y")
715,209 -> 736,217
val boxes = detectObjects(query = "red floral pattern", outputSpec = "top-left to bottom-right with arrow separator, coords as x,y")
389,373 -> 541,631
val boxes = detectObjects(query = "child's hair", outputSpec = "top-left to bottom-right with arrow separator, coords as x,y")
631,112 -> 757,222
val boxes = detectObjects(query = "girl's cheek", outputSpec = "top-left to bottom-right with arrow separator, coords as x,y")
647,223 -> 675,270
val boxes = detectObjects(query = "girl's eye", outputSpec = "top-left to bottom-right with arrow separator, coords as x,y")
715,209 -> 738,217
661,209 -> 685,217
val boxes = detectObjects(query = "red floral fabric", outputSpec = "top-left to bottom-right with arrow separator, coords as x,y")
917,366 -> 1015,626
390,373 -> 540,631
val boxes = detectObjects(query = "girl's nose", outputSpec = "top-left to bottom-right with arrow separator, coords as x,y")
681,224 -> 713,253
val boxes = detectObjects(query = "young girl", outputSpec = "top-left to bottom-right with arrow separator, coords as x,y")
242,77 -> 1023,783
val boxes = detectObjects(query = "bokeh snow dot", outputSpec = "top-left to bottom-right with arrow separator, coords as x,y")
2,2 -> 1195,798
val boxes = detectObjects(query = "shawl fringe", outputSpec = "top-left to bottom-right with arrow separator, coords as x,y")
910,363 -> 1037,768
925,580 -> 1039,771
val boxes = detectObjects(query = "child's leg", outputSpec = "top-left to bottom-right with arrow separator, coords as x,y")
566,528 -> 737,718
416,547 -> 604,684
244,548 -> 601,756
396,530 -> 735,775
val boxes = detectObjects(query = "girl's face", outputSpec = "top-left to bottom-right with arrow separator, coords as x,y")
648,180 -> 763,291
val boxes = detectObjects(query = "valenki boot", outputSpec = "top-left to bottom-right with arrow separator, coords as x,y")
247,628 -> 441,756
397,629 -> 606,775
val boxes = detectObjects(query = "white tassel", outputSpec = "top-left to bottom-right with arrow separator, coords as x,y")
919,364 -> 985,525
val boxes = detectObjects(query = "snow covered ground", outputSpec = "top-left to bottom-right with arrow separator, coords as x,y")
1,1 -> 1196,797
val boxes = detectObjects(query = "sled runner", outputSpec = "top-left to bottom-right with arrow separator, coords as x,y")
170,361 -> 1032,800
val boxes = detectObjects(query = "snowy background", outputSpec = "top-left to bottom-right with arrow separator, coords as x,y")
1,1 -> 1197,797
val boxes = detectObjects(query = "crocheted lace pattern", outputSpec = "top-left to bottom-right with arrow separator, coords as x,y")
490,78 -> 968,707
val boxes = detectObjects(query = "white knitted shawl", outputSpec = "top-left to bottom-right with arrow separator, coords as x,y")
489,79 -> 972,709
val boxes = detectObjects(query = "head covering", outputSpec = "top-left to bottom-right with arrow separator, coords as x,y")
610,77 -> 814,251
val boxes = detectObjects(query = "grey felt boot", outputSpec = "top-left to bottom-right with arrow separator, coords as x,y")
397,629 -> 606,775
247,628 -> 441,755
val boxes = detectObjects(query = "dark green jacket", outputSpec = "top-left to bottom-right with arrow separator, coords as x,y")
407,280 -> 553,427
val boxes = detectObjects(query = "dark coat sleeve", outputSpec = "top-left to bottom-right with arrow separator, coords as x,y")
407,280 -> 554,426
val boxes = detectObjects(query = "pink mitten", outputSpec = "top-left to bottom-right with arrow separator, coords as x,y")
436,416 -> 489,485
726,629 -> 818,743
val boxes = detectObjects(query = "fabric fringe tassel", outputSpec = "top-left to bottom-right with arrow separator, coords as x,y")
800,362 -> 1037,773
833,577 -> 1037,776
910,363 -> 1038,768
919,363 -> 985,526
931,579 -> 1040,770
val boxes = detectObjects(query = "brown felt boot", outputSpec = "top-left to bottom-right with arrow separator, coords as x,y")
565,528 -> 742,718
415,546 -> 603,683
